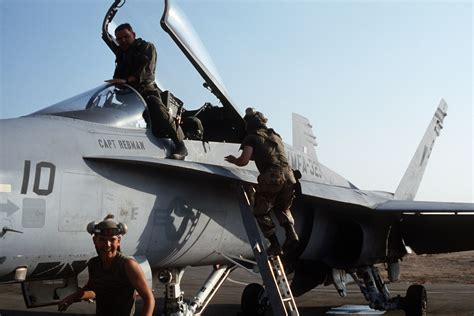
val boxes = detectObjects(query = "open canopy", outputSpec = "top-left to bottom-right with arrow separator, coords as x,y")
159,0 -> 245,142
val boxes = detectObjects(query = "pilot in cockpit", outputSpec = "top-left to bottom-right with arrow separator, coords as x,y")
103,23 -> 188,160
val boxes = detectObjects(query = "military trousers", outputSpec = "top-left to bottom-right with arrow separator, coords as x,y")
141,88 -> 184,143
253,166 -> 296,238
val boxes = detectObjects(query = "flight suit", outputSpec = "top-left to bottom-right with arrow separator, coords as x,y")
104,36 -> 184,146
241,128 -> 296,238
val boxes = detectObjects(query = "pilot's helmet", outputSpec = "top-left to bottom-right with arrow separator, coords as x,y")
87,214 -> 128,237
244,107 -> 267,132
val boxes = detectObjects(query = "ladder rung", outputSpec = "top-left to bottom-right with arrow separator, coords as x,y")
239,185 -> 299,316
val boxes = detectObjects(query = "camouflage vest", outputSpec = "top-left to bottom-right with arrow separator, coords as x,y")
244,128 -> 289,173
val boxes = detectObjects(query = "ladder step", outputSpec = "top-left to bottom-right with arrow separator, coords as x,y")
238,185 -> 299,316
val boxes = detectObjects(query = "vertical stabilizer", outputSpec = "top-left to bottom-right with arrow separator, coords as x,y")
292,113 -> 318,160
394,99 -> 448,200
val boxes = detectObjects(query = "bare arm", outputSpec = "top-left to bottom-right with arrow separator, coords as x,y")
57,280 -> 96,311
225,145 -> 253,167
124,258 -> 155,316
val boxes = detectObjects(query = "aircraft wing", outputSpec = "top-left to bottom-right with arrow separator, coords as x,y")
301,182 -> 474,212
375,200 -> 474,212
302,182 -> 474,254
376,199 -> 474,254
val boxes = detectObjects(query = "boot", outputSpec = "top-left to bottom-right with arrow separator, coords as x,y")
283,224 -> 299,253
266,234 -> 283,257
170,140 -> 188,160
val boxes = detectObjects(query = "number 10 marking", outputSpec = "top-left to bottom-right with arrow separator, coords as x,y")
21,160 -> 56,196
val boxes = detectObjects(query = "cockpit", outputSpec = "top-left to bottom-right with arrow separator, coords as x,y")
31,84 -> 147,129
28,0 -> 246,144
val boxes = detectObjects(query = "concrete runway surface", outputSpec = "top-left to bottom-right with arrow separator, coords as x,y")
1,266 -> 473,316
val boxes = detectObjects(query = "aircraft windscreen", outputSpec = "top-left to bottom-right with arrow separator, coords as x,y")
31,84 -> 147,129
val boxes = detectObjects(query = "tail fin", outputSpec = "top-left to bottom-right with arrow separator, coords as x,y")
292,113 -> 318,160
394,99 -> 448,200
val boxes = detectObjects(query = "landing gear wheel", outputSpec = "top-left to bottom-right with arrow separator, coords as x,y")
404,284 -> 427,316
241,283 -> 267,316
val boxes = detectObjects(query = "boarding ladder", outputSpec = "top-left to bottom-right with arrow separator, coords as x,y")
238,184 -> 299,316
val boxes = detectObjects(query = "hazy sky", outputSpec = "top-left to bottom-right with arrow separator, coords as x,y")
1,0 -> 472,202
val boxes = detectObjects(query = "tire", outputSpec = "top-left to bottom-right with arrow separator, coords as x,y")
404,284 -> 427,316
241,283 -> 267,316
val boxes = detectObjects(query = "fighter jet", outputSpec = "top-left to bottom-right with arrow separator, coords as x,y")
0,0 -> 473,315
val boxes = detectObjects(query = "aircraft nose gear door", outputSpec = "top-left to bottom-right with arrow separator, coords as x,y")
238,184 -> 299,316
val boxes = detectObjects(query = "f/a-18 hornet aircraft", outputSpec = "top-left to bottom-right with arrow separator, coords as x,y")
0,0 -> 473,315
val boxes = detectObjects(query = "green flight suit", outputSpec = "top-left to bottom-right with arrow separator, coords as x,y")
103,34 -> 184,143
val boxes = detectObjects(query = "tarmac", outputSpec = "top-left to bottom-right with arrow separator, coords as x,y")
1,266 -> 473,316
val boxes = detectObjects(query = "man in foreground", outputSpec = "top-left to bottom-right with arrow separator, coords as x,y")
58,215 -> 155,316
